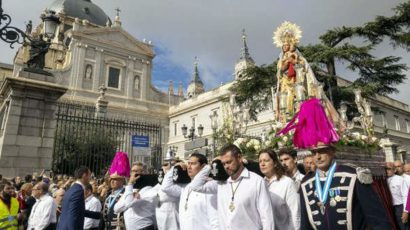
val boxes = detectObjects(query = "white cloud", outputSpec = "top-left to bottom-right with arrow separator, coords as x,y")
1,0 -> 408,104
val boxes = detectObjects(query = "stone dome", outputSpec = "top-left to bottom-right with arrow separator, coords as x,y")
48,0 -> 111,26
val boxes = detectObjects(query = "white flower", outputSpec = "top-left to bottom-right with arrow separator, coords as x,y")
254,144 -> 261,151
265,140 -> 272,146
351,132 -> 361,140
282,136 -> 288,142
360,135 -> 368,141
246,142 -> 252,148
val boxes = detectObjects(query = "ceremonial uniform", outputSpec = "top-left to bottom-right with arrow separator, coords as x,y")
103,188 -> 125,230
300,163 -> 392,230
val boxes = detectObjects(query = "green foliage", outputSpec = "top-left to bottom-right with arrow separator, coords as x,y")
231,63 -> 277,121
231,1 -> 409,119
54,123 -> 117,176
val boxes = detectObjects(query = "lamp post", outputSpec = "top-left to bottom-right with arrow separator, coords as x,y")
0,0 -> 29,48
181,123 -> 208,158
1,2 -> 61,72
181,124 -> 203,141
209,110 -> 219,158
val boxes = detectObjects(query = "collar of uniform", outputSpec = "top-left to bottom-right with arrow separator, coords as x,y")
316,160 -> 337,178
227,167 -> 250,183
75,181 -> 85,190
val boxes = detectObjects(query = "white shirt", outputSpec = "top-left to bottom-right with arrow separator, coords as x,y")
161,166 -> 219,230
388,174 -> 405,206
114,185 -> 156,229
84,195 -> 102,229
190,165 -> 275,230
266,175 -> 300,230
269,192 -> 293,230
292,170 -> 304,188
150,184 -> 180,230
27,194 -> 57,230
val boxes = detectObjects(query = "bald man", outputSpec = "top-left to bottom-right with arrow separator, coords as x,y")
54,188 -> 65,219
395,160 -> 404,176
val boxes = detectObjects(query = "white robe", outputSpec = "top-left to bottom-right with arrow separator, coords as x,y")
190,165 -> 275,230
161,166 -> 219,230
149,184 -> 180,230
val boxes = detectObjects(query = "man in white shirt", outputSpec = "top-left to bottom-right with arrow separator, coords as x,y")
395,160 -> 404,176
84,183 -> 102,230
190,144 -> 275,230
161,153 -> 219,230
114,172 -> 156,230
386,162 -> 407,230
278,148 -> 304,188
27,182 -> 57,230
402,163 -> 410,225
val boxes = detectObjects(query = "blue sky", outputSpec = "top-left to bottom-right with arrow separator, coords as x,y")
1,0 -> 409,104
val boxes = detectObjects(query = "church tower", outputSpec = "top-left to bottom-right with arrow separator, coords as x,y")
186,57 -> 205,98
234,29 -> 255,79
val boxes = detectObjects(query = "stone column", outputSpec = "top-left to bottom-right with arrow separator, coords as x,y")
95,85 -> 109,119
380,138 -> 397,162
0,70 -> 67,177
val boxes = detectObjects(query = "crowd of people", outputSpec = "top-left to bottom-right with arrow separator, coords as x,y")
0,143 -> 402,230
0,98 -> 404,230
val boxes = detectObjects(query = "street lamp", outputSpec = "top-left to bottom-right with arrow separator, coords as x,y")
0,0 -> 29,48
209,111 -> 219,158
181,124 -> 203,141
197,124 -> 204,136
41,10 -> 60,39
1,2 -> 61,72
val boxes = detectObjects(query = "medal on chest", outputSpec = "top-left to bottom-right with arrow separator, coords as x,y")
315,162 -> 337,215
229,178 -> 243,212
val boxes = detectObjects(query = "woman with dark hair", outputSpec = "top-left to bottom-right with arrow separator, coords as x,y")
259,148 -> 301,230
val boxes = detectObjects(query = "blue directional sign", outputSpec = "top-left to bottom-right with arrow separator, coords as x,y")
132,135 -> 149,147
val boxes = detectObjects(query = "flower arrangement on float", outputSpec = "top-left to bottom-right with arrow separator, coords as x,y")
232,137 -> 261,160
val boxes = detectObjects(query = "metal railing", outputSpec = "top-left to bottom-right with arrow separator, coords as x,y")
52,102 -> 162,176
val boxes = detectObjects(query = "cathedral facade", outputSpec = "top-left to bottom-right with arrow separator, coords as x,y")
0,0 -> 409,176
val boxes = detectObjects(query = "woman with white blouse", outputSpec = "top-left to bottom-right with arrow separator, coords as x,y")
259,149 -> 301,230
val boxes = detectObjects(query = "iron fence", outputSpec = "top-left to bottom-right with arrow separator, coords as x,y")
52,102 -> 162,176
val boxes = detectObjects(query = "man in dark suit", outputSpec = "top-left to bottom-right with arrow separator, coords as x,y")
57,166 -> 100,230
300,145 -> 393,230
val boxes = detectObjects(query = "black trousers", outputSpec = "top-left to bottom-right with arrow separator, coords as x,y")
393,204 -> 410,230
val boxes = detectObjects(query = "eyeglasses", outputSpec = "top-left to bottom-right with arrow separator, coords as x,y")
385,167 -> 393,170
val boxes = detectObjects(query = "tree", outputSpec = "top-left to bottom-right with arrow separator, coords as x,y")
231,1 -> 409,120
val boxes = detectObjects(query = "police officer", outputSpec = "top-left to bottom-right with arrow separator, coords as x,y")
300,144 -> 392,229
0,181 -> 19,230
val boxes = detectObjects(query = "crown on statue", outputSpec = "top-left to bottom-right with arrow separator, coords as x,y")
273,21 -> 302,48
